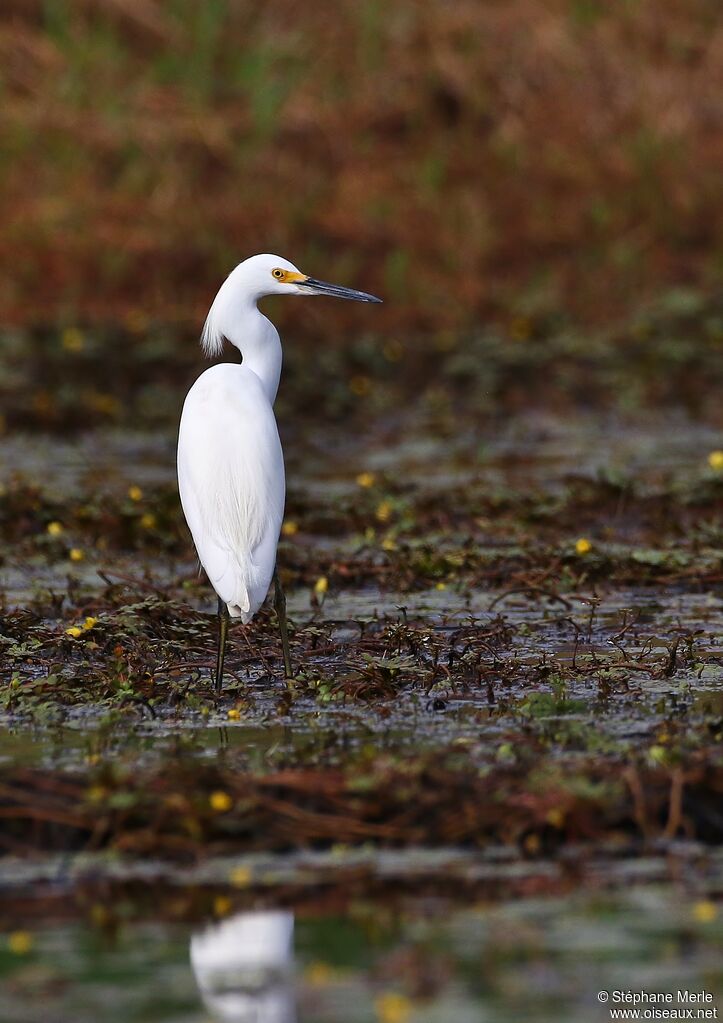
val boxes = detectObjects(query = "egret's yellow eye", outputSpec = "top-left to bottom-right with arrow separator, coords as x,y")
270,267 -> 308,285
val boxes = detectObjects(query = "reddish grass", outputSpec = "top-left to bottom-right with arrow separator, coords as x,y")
1,0 -> 722,337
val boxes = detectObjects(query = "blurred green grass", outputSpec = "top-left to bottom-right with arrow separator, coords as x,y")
1,0 -> 722,337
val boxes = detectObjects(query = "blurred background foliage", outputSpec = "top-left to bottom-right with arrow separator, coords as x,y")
1,0 -> 722,341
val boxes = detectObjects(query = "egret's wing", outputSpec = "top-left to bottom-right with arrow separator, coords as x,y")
178,365 -> 284,617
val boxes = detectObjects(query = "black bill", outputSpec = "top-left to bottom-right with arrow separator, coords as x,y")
300,277 -> 382,303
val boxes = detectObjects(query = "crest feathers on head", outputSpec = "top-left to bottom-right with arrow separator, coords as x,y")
200,304 -> 225,357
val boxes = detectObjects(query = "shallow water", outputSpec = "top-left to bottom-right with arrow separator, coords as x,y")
1,397 -> 722,1019
0,576 -> 720,774
2,885 -> 722,1023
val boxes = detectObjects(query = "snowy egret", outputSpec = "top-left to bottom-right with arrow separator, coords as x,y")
177,253 -> 381,689
190,910 -> 295,1022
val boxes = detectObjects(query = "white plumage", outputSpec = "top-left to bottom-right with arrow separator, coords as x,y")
177,253 -> 380,687
178,363 -> 284,622
190,910 -> 295,1023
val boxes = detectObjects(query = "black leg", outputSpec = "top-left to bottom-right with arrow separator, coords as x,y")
273,569 -> 293,679
215,596 -> 230,692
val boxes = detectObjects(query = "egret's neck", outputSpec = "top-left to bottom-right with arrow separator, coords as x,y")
226,303 -> 281,404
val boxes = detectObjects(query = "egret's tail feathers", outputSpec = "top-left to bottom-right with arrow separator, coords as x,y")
206,550 -> 251,618
227,603 -> 252,622
227,582 -> 252,622
226,555 -> 253,621
213,547 -> 278,625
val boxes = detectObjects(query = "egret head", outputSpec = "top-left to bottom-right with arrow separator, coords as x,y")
201,253 -> 381,356
233,253 -> 382,303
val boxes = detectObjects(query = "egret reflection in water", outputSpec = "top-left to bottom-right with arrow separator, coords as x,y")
190,910 -> 296,1023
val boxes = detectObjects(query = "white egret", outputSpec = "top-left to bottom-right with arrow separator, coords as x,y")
177,253 -> 381,689
190,910 -> 295,1023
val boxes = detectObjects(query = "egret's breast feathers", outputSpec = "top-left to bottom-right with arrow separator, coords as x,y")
178,365 -> 284,612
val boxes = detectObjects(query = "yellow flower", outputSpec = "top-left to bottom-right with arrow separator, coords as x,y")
376,500 -> 392,523
47,521 -> 64,537
65,626 -> 83,638
209,791 -> 233,813
524,833 -> 541,855
575,538 -> 592,555
314,576 -> 329,598
69,548 -> 84,562
374,992 -> 412,1023
230,865 -> 253,888
509,315 -> 532,341
349,374 -> 371,396
282,520 -> 298,536
708,450 -> 723,471
213,895 -> 232,917
86,392 -> 120,416
435,582 -> 447,590
7,931 -> 33,955
546,808 -> 565,829
305,960 -> 334,986
89,904 -> 109,926
128,485 -> 143,501
227,708 -> 241,721
140,513 -> 156,529
382,340 -> 404,362
89,904 -> 108,928
381,536 -> 397,551
434,331 -> 457,352
355,471 -> 376,488
83,616 -> 98,631
693,900 -> 718,924
61,327 -> 85,352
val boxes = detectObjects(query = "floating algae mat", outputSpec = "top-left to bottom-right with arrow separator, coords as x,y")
1,405 -> 723,863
